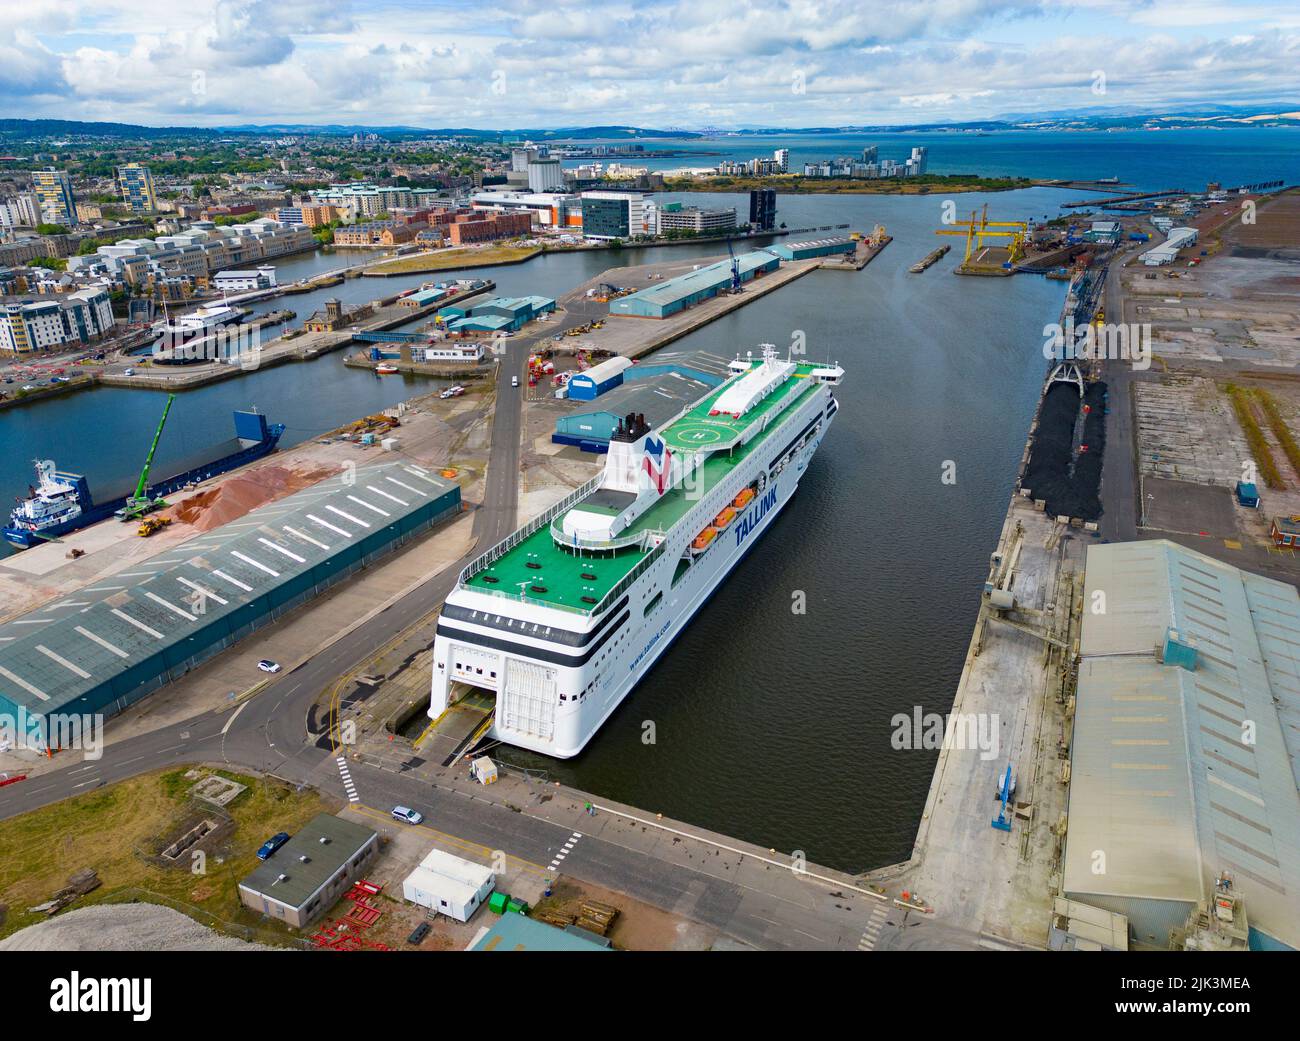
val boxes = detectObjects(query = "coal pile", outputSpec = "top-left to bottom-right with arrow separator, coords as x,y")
1021,381 -> 1108,521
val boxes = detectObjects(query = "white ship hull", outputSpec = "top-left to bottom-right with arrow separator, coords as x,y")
430,383 -> 836,758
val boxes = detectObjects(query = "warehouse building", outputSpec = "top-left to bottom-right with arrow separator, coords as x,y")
609,251 -> 780,319
553,350 -> 731,451
768,237 -> 855,261
1141,226 -> 1198,266
239,814 -> 379,928
0,463 -> 461,745
1063,540 -> 1300,951
470,913 -> 611,952
567,355 -> 633,400
439,295 -> 555,334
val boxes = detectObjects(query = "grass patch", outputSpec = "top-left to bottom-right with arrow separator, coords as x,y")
367,244 -> 541,275
1254,388 -> 1300,477
1226,384 -> 1285,490
0,766 -> 331,944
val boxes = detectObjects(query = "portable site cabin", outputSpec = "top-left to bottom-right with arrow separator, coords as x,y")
402,848 -> 495,922
471,756 -> 498,784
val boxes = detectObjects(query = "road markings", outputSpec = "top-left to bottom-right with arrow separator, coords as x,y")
336,756 -> 359,803
858,905 -> 889,951
221,700 -> 250,736
548,831 -> 581,873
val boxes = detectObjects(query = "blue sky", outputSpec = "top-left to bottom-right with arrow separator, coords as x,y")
2,0 -> 1298,128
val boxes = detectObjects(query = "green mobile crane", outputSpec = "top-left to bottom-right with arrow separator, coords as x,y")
116,393 -> 176,522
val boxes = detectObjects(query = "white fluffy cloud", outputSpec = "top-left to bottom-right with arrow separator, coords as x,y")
6,0 -> 1298,126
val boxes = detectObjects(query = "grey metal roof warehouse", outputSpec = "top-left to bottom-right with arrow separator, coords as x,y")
0,461 -> 459,730
1064,540 -> 1300,951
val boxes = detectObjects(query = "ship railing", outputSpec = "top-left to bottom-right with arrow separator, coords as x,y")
548,518 -> 658,553
458,473 -> 603,587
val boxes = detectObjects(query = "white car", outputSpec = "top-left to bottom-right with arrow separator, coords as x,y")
392,806 -> 423,825
257,659 -> 281,674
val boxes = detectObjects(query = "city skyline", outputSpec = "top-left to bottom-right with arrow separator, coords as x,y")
1,0 -> 1298,129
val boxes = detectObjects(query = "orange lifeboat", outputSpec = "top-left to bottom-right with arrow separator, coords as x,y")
733,487 -> 756,509
713,506 -> 738,528
691,527 -> 718,552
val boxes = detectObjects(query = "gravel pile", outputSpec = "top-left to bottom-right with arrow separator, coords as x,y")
0,903 -> 283,952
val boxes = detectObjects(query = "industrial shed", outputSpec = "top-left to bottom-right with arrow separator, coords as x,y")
768,237 -> 855,260
1063,540 -> 1300,951
608,251 -> 780,319
239,814 -> 379,928
567,355 -> 633,400
0,462 -> 460,741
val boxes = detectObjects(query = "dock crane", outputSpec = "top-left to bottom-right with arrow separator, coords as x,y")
726,238 -> 742,293
116,393 -> 176,522
936,203 -> 1029,264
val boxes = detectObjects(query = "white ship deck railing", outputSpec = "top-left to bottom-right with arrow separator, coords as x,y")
548,519 -> 660,553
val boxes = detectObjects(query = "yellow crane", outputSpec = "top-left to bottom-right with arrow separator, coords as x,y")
936,204 -> 1029,264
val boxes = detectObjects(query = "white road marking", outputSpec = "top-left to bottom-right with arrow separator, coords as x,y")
548,832 -> 582,872
221,700 -> 249,735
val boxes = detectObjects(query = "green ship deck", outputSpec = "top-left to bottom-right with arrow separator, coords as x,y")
463,363 -> 823,615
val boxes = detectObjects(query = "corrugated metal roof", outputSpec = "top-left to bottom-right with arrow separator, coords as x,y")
1065,540 -> 1300,949
616,250 -> 778,308
0,462 -> 455,718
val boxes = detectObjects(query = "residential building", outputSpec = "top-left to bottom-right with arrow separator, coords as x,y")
657,204 -> 737,235
446,210 -> 532,245
0,193 -> 41,229
0,287 -> 116,355
309,182 -> 447,220
116,163 -> 157,213
774,148 -> 790,172
32,169 -> 76,225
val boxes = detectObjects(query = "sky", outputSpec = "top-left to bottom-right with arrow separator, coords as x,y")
2,0 -> 1298,129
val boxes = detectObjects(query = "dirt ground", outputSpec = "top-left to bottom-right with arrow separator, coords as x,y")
530,876 -> 716,951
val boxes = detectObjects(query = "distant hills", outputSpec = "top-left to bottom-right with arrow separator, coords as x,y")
0,108 -> 1296,144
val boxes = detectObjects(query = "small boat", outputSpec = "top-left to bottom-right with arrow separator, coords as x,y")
375,363 -> 399,375
690,527 -> 718,553
713,506 -> 738,529
733,487 -> 756,509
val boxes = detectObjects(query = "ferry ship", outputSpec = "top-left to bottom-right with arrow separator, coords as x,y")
429,344 -> 843,758
151,302 -> 246,363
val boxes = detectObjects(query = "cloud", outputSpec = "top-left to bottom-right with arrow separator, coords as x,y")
13,0 -> 1300,126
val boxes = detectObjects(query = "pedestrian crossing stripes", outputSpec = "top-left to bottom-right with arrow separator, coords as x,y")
548,831 -> 581,872
336,756 -> 359,803
857,905 -> 889,951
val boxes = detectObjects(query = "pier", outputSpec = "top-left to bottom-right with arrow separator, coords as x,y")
909,244 -> 950,273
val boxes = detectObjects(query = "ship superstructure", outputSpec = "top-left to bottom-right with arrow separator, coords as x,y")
430,345 -> 843,758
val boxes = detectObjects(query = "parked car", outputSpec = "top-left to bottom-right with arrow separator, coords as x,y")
510,375 -> 519,388
392,806 -> 423,825
256,832 -> 290,860
257,659 -> 281,674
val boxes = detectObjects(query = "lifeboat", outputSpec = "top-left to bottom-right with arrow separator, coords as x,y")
713,506 -> 738,528
690,527 -> 718,552
733,487 -> 756,509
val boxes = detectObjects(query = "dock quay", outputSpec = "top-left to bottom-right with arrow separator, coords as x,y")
96,283 -> 494,392
823,233 -> 892,271
1062,188 -> 1184,209
910,244 -> 950,273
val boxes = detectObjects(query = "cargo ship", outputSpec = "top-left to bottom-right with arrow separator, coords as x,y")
429,344 -> 843,758
3,410 -> 284,549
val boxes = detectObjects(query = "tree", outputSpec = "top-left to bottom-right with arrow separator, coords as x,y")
77,238 -> 104,255
30,256 -> 68,271
36,223 -> 70,236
